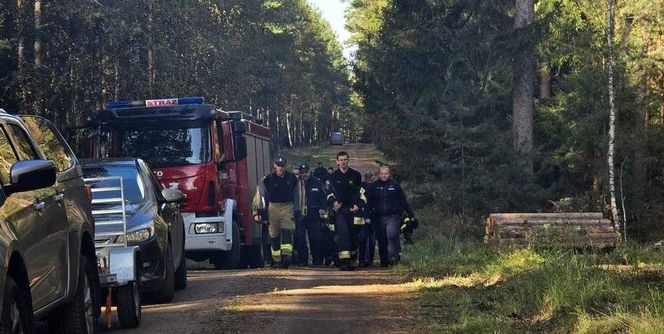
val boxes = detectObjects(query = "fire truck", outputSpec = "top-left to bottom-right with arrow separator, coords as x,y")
84,97 -> 271,269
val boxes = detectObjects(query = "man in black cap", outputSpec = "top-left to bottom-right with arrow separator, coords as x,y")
253,157 -> 300,268
295,163 -> 329,266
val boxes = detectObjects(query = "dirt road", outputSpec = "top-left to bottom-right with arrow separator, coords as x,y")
86,144 -> 414,333
94,268 -> 418,334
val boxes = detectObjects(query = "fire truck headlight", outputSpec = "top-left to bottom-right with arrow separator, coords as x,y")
194,223 -> 222,234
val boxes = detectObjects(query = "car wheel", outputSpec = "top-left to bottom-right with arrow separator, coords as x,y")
48,257 -> 98,334
210,220 -> 241,270
174,241 -> 187,290
150,243 -> 175,304
1,276 -> 35,334
116,281 -> 141,328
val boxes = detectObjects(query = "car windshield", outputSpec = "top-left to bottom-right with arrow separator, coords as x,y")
114,126 -> 210,168
82,165 -> 146,204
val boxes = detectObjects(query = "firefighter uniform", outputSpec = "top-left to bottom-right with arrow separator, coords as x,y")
366,178 -> 415,266
296,164 -> 329,266
328,167 -> 365,270
251,182 -> 272,266
256,161 -> 300,268
358,181 -> 376,267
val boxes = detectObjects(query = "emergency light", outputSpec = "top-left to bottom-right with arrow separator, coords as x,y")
106,97 -> 205,110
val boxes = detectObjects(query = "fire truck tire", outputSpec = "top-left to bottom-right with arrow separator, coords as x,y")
150,243 -> 175,304
211,221 -> 241,270
244,245 -> 264,269
117,282 -> 141,328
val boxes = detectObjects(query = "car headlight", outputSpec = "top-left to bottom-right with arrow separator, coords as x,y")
126,222 -> 155,244
194,223 -> 223,234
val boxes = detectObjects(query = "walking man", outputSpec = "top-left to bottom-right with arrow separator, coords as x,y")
295,164 -> 328,266
327,151 -> 365,271
254,157 -> 300,268
366,165 -> 418,267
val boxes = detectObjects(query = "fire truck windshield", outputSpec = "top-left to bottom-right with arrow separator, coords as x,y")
116,126 -> 211,168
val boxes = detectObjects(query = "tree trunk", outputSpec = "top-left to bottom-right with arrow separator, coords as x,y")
538,67 -> 552,99
16,0 -> 28,109
606,0 -> 620,232
512,0 -> 535,173
147,0 -> 156,94
33,0 -> 41,66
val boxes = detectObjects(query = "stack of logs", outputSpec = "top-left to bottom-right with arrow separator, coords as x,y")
485,213 -> 620,249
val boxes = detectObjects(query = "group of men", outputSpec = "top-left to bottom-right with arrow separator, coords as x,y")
252,151 -> 419,271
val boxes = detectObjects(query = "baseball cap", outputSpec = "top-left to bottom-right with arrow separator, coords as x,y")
298,163 -> 310,172
274,157 -> 287,167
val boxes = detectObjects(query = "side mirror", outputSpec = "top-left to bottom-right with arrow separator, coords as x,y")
6,160 -> 57,195
161,188 -> 186,204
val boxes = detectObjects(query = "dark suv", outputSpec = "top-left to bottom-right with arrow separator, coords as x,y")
0,112 -> 98,333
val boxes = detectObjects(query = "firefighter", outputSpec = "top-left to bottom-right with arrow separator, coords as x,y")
295,163 -> 329,266
366,165 -> 418,267
358,172 -> 377,267
313,162 -> 330,185
254,157 -> 300,268
328,151 -> 365,271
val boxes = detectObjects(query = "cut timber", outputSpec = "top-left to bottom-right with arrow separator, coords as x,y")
485,213 -> 620,249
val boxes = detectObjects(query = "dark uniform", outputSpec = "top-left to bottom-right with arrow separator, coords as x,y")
328,167 -> 365,270
366,178 -> 415,266
256,168 -> 300,267
358,181 -> 376,267
296,168 -> 329,266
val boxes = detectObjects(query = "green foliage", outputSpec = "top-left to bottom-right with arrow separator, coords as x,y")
401,218 -> 664,333
349,0 -> 664,240
0,0 -> 351,150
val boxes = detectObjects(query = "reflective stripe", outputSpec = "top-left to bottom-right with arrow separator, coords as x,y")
281,243 -> 293,256
359,187 -> 367,203
339,251 -> 351,259
327,193 -> 335,200
328,224 -> 335,232
271,249 -> 282,262
353,217 -> 365,225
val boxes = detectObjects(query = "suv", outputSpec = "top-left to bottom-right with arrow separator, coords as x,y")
0,112 -> 98,333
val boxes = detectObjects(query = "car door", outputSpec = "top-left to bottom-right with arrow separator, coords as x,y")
140,161 -> 184,267
1,121 -> 68,310
21,115 -> 85,301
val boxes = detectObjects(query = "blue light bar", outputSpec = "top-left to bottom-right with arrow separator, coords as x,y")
105,97 -> 205,110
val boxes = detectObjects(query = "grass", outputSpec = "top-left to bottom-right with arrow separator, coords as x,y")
400,216 -> 664,334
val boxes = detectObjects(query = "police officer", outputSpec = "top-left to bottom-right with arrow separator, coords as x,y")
327,151 -> 365,271
254,157 -> 300,268
295,164 -> 329,266
366,165 -> 418,267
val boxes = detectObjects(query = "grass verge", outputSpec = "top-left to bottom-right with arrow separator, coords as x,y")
399,215 -> 664,333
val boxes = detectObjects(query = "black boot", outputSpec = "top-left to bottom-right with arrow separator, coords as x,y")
339,260 -> 355,271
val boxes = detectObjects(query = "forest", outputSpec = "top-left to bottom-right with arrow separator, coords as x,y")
348,0 -> 664,242
1,0 -> 663,242
0,0 -> 357,150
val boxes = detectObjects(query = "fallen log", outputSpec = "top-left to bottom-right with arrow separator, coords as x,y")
485,213 -> 620,249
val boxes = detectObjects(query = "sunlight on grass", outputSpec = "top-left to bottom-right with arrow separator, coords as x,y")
400,217 -> 664,333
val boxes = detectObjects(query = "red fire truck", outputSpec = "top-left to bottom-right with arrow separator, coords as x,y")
85,97 -> 271,269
